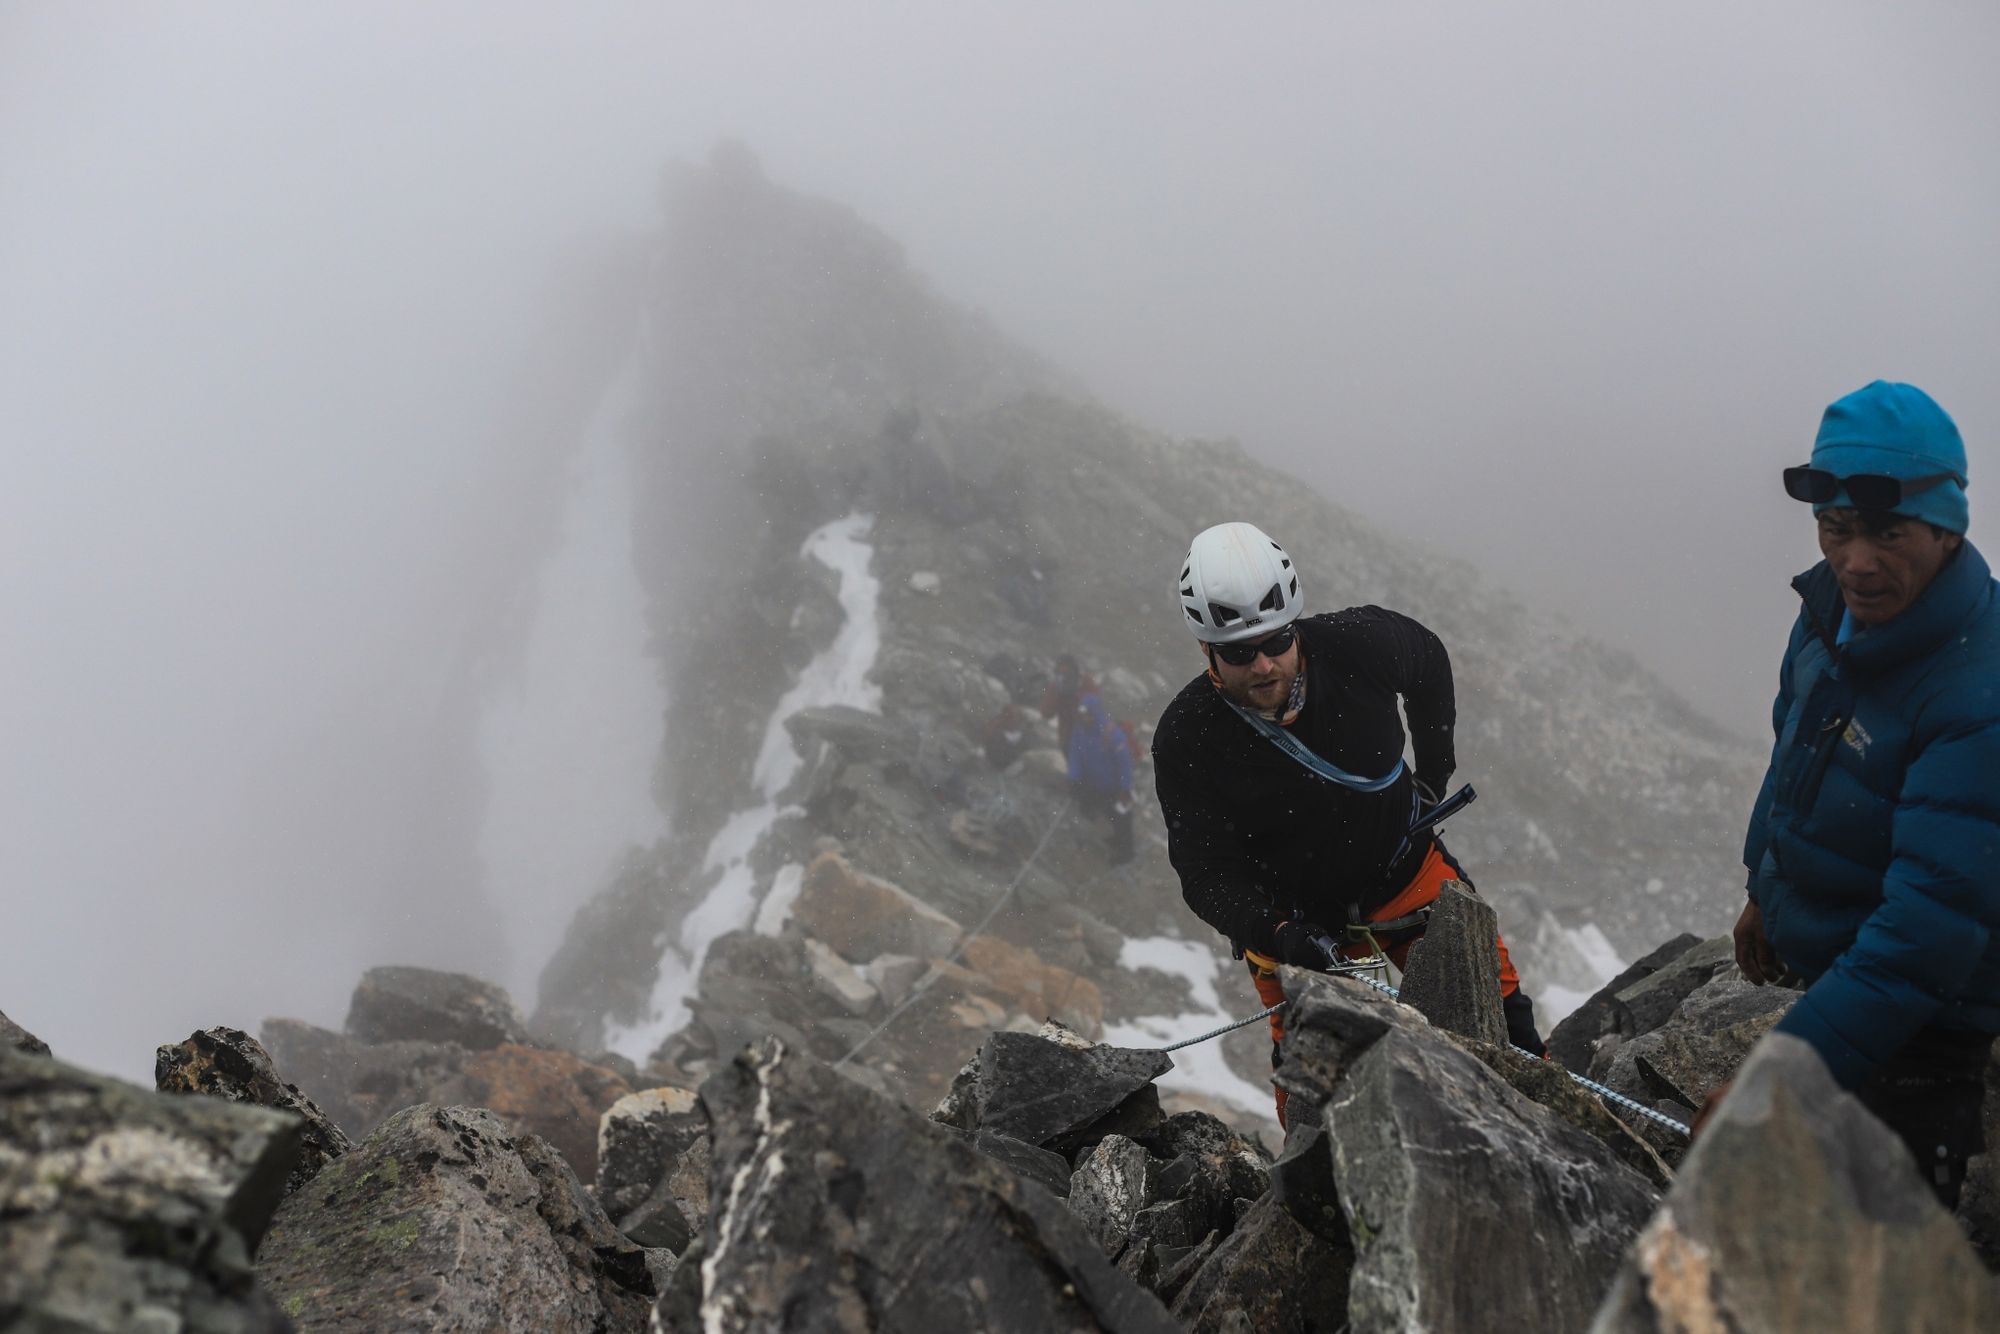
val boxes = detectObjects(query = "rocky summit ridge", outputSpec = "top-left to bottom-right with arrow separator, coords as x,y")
530,143 -> 1764,1122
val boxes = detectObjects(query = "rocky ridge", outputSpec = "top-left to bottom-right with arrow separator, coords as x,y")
12,920 -> 1994,1331
531,147 -> 1765,1137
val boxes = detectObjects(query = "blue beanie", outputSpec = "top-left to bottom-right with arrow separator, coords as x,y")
1811,381 -> 1970,533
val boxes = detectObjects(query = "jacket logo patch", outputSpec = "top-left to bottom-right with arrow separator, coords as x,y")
1842,719 -> 1872,758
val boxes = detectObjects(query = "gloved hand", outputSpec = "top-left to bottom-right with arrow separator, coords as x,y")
1272,920 -> 1344,971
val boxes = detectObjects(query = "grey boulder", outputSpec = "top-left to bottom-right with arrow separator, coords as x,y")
1279,970 -> 1660,1334
687,1036 -> 1177,1332
1592,1032 -> 2000,1332
257,1103 -> 652,1332
0,1046 -> 303,1333
342,965 -> 528,1050
597,1085 -> 709,1251
972,1029 -> 1173,1150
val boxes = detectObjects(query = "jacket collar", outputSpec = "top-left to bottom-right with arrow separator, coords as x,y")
1791,539 -> 1992,675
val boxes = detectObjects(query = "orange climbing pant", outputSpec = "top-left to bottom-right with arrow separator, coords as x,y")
1244,844 -> 1523,1127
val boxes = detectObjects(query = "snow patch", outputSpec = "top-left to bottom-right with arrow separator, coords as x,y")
753,862 -> 805,936
1102,934 -> 1276,1123
1536,922 -> 1628,1028
606,513 -> 881,1063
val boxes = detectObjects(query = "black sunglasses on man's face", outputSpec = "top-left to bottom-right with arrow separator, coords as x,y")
1210,626 -> 1297,667
1782,465 -> 1962,512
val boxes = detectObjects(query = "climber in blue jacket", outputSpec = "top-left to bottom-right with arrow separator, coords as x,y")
1705,381 -> 2000,1208
1067,689 -> 1136,865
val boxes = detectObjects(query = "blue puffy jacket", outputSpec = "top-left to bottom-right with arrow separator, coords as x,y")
1066,693 -> 1134,797
1744,540 -> 2000,1088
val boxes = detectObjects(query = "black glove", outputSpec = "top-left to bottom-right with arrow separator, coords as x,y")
1272,920 -> 1344,971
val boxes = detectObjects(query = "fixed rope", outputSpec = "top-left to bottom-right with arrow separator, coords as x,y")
835,799 -> 1073,1068
1147,968 -> 1691,1138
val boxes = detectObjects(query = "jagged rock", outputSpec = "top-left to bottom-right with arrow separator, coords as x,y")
1168,1193 -> 1351,1334
156,1026 -> 353,1197
1602,970 -> 1797,1111
1468,1040 -> 1675,1190
1396,880 -> 1506,1046
692,1036 -> 1178,1332
258,1104 -> 653,1332
1592,1033 -> 2000,1332
1575,935 -> 1737,1080
257,1017 -> 466,1139
790,850 -> 963,964
1267,968 -> 1422,1131
972,1030 -> 1173,1150
1136,1110 -> 1273,1210
598,1086 -> 710,1247
432,1042 -> 632,1179
343,965 -> 528,1050
861,953 -> 929,1010
967,1128 -> 1073,1198
0,1046 -> 302,1332
1278,971 -> 1660,1333
1547,932 -> 1701,1072
2,1006 -> 50,1056
803,937 -> 880,1014
961,934 -> 1105,1037
1069,1134 -> 1163,1254
930,1046 -> 983,1130
1266,1124 -> 1344,1242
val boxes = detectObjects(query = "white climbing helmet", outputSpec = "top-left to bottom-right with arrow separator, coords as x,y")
1177,522 -> 1303,643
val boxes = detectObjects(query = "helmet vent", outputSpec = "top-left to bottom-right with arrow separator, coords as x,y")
1208,602 -> 1241,627
1288,576 -> 1298,596
1258,583 -> 1282,612
1186,607 -> 1204,625
1180,564 -> 1191,581
1180,585 -> 1194,598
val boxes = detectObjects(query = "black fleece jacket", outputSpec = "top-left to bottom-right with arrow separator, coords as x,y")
1151,607 -> 1456,956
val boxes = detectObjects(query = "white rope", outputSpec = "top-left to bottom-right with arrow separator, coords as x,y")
834,799 -> 1073,1068
1339,971 -> 1691,1137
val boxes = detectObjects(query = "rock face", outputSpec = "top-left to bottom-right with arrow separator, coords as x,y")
1592,1033 -> 2000,1332
790,850 -> 963,964
1274,970 -> 1660,1334
687,1036 -> 1178,1333
1546,932 -> 1701,1072
343,965 -> 528,1050
257,1103 -> 653,1333
2,1006 -> 51,1057
156,1026 -> 353,1198
0,1046 -> 302,1333
1395,880 -> 1506,1047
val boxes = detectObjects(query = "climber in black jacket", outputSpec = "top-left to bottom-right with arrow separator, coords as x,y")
1152,521 -> 1542,1124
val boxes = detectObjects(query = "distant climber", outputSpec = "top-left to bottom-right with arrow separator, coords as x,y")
1067,687 -> 1136,866
1704,381 -> 2000,1209
1151,521 -> 1542,1125
1041,654 -> 1098,755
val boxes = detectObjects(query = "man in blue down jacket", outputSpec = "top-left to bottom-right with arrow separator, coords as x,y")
1715,380 -> 2000,1207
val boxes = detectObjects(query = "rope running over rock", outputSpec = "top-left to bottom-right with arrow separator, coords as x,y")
834,799 -> 1073,1069
1157,971 -> 1693,1138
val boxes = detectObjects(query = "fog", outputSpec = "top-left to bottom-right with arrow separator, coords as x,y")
5,3 -> 1997,1076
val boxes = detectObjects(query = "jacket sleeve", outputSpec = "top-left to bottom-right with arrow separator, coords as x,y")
1153,721 -> 1284,955
1773,692 -> 2000,1089
1350,607 -> 1455,789
1742,616 -> 1806,900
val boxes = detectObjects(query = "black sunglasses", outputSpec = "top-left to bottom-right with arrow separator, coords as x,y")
1210,625 -> 1297,667
1783,465 -> 1963,512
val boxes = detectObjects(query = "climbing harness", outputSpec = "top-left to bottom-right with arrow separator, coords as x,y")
834,798 -> 1073,1068
1154,969 -> 1693,1139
